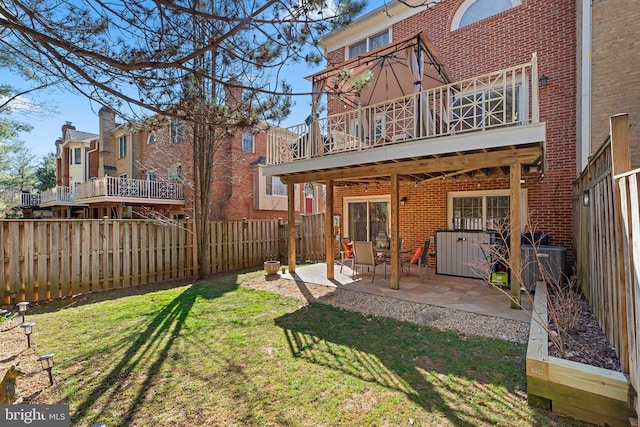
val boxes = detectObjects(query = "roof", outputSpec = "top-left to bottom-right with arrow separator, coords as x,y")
65,129 -> 98,143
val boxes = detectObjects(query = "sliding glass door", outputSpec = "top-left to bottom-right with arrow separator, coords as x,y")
346,197 -> 389,242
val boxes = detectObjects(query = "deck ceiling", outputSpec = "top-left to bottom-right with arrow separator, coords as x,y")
278,142 -> 543,186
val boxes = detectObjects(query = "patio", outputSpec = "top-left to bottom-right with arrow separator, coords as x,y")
282,262 -> 531,323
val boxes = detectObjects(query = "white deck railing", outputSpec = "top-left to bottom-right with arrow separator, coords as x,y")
267,56 -> 539,165
41,177 -> 184,204
75,176 -> 184,201
41,186 -> 74,204
20,193 -> 41,206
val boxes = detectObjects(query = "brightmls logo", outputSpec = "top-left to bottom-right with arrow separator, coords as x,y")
1,405 -> 69,426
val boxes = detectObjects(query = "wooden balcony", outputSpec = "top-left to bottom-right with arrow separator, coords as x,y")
40,186 -> 75,207
75,176 -> 185,205
40,177 -> 185,207
265,58 -> 545,181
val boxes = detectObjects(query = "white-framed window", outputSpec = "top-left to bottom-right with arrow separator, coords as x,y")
266,176 -> 287,196
167,163 -> 182,181
343,195 -> 390,242
118,135 -> 127,158
450,81 -> 525,132
242,129 -> 254,152
170,120 -> 183,144
451,0 -> 522,30
347,29 -> 390,59
147,132 -> 156,144
73,147 -> 81,164
447,189 -> 528,231
146,170 -> 158,181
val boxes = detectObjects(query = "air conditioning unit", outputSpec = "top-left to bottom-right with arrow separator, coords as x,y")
521,245 -> 568,291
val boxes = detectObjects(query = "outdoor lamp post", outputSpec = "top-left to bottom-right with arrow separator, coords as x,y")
21,321 -> 36,348
38,353 -> 55,385
16,302 -> 29,323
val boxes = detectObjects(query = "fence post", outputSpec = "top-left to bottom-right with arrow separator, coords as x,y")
610,113 -> 631,374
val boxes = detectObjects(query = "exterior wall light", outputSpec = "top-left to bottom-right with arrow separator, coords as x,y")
539,74 -> 549,87
400,196 -> 408,206
583,189 -> 590,206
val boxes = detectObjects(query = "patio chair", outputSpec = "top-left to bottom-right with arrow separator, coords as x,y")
410,239 -> 431,282
351,241 -> 384,282
339,237 -> 354,273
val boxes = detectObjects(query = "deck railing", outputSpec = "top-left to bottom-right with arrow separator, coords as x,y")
75,176 -> 184,201
41,186 -> 74,204
267,56 -> 539,165
20,193 -> 41,207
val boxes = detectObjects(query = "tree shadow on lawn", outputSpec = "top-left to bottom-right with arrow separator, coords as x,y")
275,302 -> 533,426
68,276 -> 239,427
25,268 -> 261,316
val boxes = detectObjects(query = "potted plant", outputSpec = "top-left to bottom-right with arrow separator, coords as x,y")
264,257 -> 280,276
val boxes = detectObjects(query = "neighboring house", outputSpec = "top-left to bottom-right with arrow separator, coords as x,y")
577,0 -> 640,169
263,0 -> 576,288
36,109 -> 306,220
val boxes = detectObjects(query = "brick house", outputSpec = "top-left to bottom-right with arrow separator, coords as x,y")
40,108 -> 309,220
263,0 -> 576,290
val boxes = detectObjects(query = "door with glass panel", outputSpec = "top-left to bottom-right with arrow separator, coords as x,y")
347,200 -> 389,242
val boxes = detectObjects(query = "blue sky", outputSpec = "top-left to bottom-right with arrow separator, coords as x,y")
2,60 -> 321,158
4,0 -> 384,160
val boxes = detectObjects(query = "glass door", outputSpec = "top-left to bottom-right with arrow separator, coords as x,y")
346,199 -> 389,241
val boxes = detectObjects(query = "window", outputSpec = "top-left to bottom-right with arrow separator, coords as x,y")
147,132 -> 156,144
73,147 -> 81,164
451,0 -> 521,30
242,129 -> 254,152
118,135 -> 127,158
167,164 -> 182,181
266,176 -> 287,196
448,189 -> 527,231
347,29 -> 390,59
170,120 -> 183,144
146,170 -> 158,181
345,197 -> 389,242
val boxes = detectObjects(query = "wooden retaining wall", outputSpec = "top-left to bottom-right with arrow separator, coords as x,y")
527,283 -> 634,427
1,214 -> 326,304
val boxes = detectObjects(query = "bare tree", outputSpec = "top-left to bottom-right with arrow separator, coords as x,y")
0,0 -> 364,278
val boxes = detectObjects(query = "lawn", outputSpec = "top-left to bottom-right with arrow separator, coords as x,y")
28,271 -> 586,426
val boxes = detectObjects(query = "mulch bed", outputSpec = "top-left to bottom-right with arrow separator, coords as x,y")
547,293 -> 622,371
0,315 -> 58,405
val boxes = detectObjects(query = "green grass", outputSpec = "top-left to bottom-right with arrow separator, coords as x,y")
29,271 -> 586,426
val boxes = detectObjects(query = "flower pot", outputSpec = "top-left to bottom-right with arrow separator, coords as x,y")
264,260 -> 281,276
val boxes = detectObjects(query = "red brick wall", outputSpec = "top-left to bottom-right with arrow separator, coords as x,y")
330,0 -> 577,260
137,124 -> 288,221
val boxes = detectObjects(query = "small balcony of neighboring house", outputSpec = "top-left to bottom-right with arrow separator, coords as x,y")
264,32 -> 545,177
20,192 -> 41,207
39,186 -> 76,207
73,176 -> 185,205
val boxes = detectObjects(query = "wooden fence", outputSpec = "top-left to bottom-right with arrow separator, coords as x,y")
1,214 -> 326,305
573,114 -> 639,417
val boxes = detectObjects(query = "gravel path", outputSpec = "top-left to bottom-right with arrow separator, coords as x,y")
241,276 -> 530,344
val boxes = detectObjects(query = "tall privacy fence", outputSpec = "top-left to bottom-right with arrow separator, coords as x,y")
1,213 -> 326,305
573,114 -> 639,416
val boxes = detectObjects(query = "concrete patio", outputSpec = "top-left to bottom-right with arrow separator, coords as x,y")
281,262 -> 532,323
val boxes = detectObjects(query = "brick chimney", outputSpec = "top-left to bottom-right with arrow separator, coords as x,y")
61,121 -> 76,139
98,106 -> 117,177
